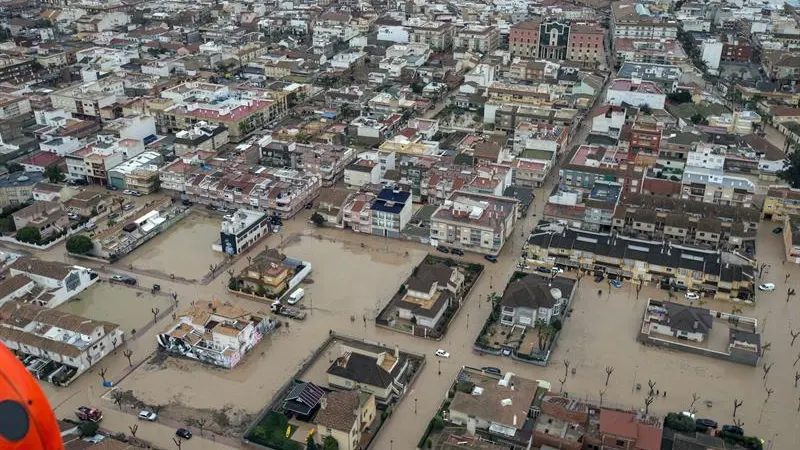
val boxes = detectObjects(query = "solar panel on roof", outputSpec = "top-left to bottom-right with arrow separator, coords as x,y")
628,245 -> 649,252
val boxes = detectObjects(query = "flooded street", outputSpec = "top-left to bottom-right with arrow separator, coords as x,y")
119,212 -> 225,279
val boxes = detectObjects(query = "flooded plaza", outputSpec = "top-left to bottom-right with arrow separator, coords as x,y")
56,281 -> 173,334
119,212 -> 226,280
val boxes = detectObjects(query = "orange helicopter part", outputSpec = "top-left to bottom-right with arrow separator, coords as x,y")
0,342 -> 63,450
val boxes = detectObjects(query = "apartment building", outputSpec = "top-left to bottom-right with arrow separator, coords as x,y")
430,191 -> 519,255
509,20 -> 542,58
454,25 -> 500,53
12,201 -> 69,238
527,228 -> 755,300
0,56 -> 37,83
342,191 -> 377,234
513,122 -> 569,161
49,78 -> 125,121
614,38 -> 687,65
0,94 -> 32,121
611,2 -> 678,44
184,168 -> 320,219
107,151 -> 162,192
0,300 -> 123,385
605,78 -> 665,110
567,23 -> 605,66
407,18 -> 454,51
681,167 -> 755,208
0,172 -> 45,207
763,186 -> 800,221
65,140 -> 125,184
173,122 -> 229,156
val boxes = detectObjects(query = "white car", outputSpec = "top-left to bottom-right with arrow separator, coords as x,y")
435,349 -> 450,358
758,283 -> 776,291
685,292 -> 700,300
123,189 -> 135,195
137,411 -> 158,421
287,288 -> 305,305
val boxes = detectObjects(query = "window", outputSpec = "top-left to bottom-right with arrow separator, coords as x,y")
616,440 -> 626,446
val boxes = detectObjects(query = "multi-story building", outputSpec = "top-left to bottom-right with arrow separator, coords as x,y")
107,151 -> 162,192
454,25 -> 500,53
0,94 -> 32,121
605,78 -> 665,110
763,186 -> 800,221
49,78 -> 125,121
371,188 -> 412,238
0,172 -> 45,207
342,191 -> 376,234
611,2 -> 678,45
173,122 -> 229,156
430,191 -> 519,255
406,19 -> 454,51
614,38 -> 687,65
7,257 -> 98,308
762,51 -> 800,82
617,62 -> 681,93
566,23 -> 605,66
0,56 -> 37,83
513,159 -> 552,188
681,167 -> 755,208
0,300 -> 123,385
527,228 -> 755,300
629,114 -> 662,154
513,122 -> 569,161
157,299 -> 276,369
218,209 -> 271,256
722,38 -> 752,63
237,248 -> 293,297
65,141 -> 125,184
509,20 -> 541,58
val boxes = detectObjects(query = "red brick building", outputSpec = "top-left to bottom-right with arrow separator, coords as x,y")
509,20 -> 541,58
629,114 -> 662,154
599,409 -> 662,450
567,23 -> 606,66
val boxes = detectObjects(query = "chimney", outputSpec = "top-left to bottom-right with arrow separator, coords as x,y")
511,382 -> 515,391
513,414 -> 517,427
394,344 -> 399,359
693,321 -> 699,331
320,396 -> 328,410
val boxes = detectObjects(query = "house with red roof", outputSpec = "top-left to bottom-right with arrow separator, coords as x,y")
21,151 -> 64,173
599,408 -> 662,450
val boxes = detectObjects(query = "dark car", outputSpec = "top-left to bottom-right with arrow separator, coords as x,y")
451,248 -> 464,256
181,199 -> 193,206
481,366 -> 502,375
536,266 -> 552,274
484,255 -> 498,263
436,245 -> 450,254
176,428 -> 192,439
696,418 -> 718,429
105,185 -> 118,191
594,274 -> 604,282
721,425 -> 744,436
773,227 -> 784,235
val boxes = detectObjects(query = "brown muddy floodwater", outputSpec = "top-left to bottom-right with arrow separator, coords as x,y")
57,282 -> 172,333
119,235 -> 426,433
119,213 -> 225,279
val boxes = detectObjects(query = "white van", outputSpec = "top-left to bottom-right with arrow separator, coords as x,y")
287,288 -> 305,305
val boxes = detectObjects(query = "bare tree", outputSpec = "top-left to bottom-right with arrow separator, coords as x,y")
123,349 -> 134,367
762,342 -> 771,357
226,268 -> 234,279
733,418 -> 744,428
648,379 -> 657,397
128,424 -> 138,438
763,362 -> 774,381
795,353 -> 800,367
690,393 -> 701,410
765,387 -> 774,404
733,399 -> 743,417
111,390 -> 125,410
644,396 -> 654,414
111,337 -> 118,353
604,366 -> 614,387
152,404 -> 165,415
173,437 -> 183,450
563,359 -> 570,379
559,376 -> 567,393
98,367 -> 107,384
599,389 -> 606,406
792,330 -> 800,347
196,418 -> 207,437
151,307 -> 160,324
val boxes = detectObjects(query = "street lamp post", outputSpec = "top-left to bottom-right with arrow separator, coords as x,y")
438,359 -> 441,375
414,398 -> 417,414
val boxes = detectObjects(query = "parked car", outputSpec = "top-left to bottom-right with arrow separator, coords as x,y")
481,366 -> 502,375
434,349 -> 450,358
436,246 -> 450,254
772,227 -> 784,235
681,411 -> 696,420
484,255 -> 498,263
123,203 -> 134,211
450,248 -> 464,256
137,411 -> 158,421
594,274 -> 605,282
696,418 -> 718,429
176,428 -> 192,439
131,190 -> 142,197
105,185 -> 118,191
287,288 -> 305,305
123,189 -> 135,195
110,274 -> 137,285
721,424 -> 744,435
758,283 -> 776,291
610,280 -> 623,289
685,291 -> 700,300
84,221 -> 97,231
536,266 -> 552,274
181,199 -> 193,206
